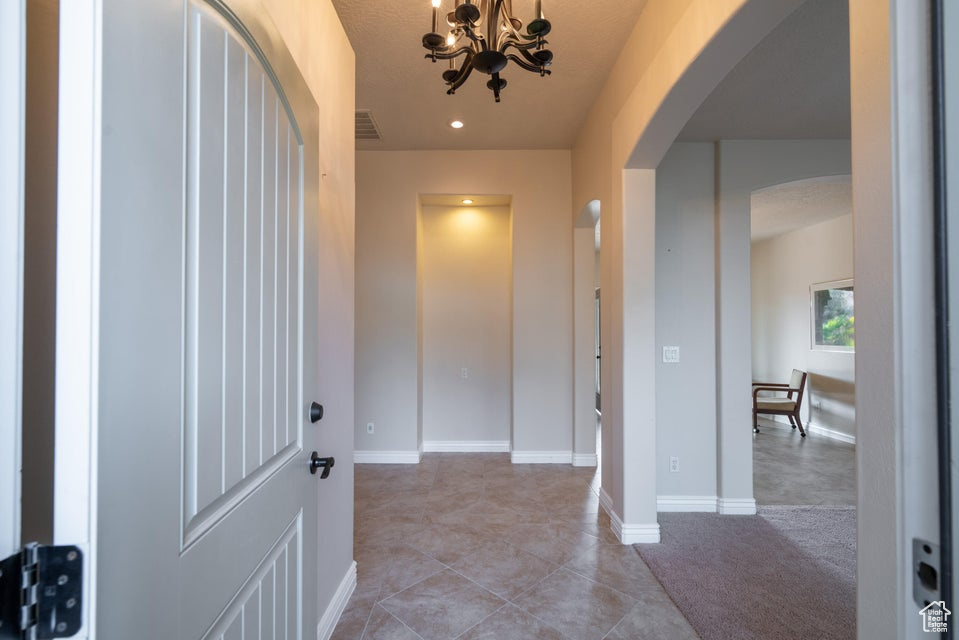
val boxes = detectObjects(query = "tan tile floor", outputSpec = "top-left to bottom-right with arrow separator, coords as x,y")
753,418 -> 857,506
332,453 -> 699,640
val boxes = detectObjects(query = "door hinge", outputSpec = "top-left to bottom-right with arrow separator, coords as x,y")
0,543 -> 83,639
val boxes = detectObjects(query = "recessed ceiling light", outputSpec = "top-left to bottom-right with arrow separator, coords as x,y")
450,120 -> 464,129
462,199 -> 474,205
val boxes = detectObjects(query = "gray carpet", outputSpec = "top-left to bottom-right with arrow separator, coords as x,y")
635,506 -> 856,640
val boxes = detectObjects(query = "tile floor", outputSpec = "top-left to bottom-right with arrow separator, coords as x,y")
753,418 -> 856,506
332,426 -> 857,640
332,453 -> 699,640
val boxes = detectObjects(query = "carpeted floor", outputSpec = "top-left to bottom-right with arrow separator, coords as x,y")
635,506 -> 856,640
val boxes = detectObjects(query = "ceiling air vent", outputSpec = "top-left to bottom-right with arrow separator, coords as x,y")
355,110 -> 381,141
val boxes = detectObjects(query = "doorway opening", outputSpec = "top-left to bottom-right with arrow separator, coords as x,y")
749,175 -> 856,506
574,199 -> 600,468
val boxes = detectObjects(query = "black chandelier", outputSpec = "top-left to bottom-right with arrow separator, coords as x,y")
421,0 -> 553,103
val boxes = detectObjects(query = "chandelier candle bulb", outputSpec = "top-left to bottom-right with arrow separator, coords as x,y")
535,0 -> 542,19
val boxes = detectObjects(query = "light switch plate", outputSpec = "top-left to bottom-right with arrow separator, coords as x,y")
663,346 -> 680,363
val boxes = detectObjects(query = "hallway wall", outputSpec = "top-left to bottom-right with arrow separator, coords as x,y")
355,150 -> 573,461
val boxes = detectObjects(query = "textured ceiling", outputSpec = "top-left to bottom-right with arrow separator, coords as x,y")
677,0 -> 850,142
750,176 -> 851,243
334,0 -> 850,152
331,0 -> 649,150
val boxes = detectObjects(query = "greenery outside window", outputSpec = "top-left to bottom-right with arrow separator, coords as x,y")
811,279 -> 854,351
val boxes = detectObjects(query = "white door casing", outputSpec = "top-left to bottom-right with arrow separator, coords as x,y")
0,0 -> 26,560
55,0 -> 322,637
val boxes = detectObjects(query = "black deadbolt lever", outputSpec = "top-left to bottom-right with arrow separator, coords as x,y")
310,402 -> 324,423
310,452 -> 334,478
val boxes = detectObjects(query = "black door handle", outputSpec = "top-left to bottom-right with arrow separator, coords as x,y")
310,452 -> 334,479
310,402 -> 324,423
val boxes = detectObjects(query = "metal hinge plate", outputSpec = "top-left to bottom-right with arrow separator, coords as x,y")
0,544 -> 83,639
914,537 -> 942,608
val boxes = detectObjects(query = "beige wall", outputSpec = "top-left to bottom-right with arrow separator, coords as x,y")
654,143 -> 717,500
751,213 -> 855,438
262,0 -> 357,620
420,205 -> 512,446
355,150 -> 572,459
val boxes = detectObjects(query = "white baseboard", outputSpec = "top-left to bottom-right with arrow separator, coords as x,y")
422,440 -> 510,453
763,415 -> 856,444
619,522 -> 661,544
599,488 -> 614,515
316,561 -> 356,640
609,510 -> 660,544
572,453 -> 598,467
657,495 -> 718,512
718,498 -> 757,515
597,488 -> 660,543
353,450 -> 421,464
807,424 -> 856,444
511,451 -> 572,464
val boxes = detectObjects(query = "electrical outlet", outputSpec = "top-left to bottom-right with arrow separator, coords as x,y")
669,456 -> 680,473
663,346 -> 680,363
367,422 -> 374,434
461,367 -> 469,379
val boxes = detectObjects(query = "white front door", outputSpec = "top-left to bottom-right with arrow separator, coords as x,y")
55,0 -> 323,637
0,0 -> 25,562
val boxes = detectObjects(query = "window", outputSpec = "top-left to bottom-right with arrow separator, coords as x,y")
811,279 -> 854,351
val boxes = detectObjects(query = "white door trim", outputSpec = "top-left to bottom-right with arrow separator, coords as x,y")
0,0 -> 26,560
55,1 -> 102,636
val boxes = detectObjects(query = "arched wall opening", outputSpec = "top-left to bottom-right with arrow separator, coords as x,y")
572,0 -> 813,543
571,0 -> 934,635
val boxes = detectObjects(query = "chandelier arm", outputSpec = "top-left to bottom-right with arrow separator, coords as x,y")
446,57 -> 476,93
500,39 -> 539,53
518,47 -> 540,65
517,46 -> 551,68
428,46 -> 473,61
505,53 -> 545,74
490,0 -> 506,48
495,0 -> 524,49
461,25 -> 489,51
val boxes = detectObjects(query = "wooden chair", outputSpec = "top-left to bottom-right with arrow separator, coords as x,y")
752,369 -> 808,437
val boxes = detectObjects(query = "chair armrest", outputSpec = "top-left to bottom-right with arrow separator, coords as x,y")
753,385 -> 800,399
752,381 -> 789,387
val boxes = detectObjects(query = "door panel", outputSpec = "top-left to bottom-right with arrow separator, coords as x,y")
89,0 -> 320,637
199,515 -> 300,639
183,4 -> 303,550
